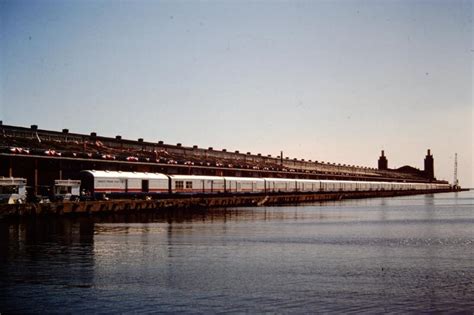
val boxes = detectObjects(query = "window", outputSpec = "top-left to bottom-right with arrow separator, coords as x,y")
186,181 -> 192,189
55,186 -> 72,195
0,185 -> 19,194
175,181 -> 184,189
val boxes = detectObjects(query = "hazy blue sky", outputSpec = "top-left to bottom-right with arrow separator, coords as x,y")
1,0 -> 472,186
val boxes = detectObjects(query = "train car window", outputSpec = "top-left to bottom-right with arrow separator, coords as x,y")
0,185 -> 19,194
186,181 -> 192,189
175,181 -> 184,190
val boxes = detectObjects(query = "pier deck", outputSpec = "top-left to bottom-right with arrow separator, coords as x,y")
0,189 -> 462,218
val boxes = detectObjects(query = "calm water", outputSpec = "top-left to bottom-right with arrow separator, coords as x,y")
0,191 -> 473,313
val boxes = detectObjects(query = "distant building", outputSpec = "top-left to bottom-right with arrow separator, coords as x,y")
424,149 -> 434,180
378,150 -> 388,170
394,149 -> 436,181
397,165 -> 425,177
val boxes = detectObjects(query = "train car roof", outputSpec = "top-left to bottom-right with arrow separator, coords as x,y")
294,179 -> 320,183
0,177 -> 27,185
223,177 -> 265,182
263,178 -> 297,182
169,175 -> 224,181
81,170 -> 169,180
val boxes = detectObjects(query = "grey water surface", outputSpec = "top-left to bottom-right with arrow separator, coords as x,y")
0,191 -> 473,313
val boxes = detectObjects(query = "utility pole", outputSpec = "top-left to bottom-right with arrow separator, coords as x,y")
453,153 -> 459,188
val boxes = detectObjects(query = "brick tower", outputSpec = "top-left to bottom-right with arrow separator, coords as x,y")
424,149 -> 434,180
378,150 -> 388,170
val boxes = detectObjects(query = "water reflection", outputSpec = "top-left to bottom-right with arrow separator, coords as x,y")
0,191 -> 472,313
0,217 -> 96,312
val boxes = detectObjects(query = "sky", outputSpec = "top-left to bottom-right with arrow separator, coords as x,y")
0,0 -> 472,186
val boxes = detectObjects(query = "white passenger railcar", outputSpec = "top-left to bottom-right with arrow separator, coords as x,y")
295,179 -> 320,192
80,170 -> 169,198
169,175 -> 225,194
320,180 -> 340,192
79,170 -> 450,199
224,177 -> 265,193
339,180 -> 359,191
265,178 -> 297,193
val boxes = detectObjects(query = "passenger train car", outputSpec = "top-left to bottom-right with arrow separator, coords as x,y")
80,170 -> 451,199
80,171 -> 169,197
170,175 -> 225,194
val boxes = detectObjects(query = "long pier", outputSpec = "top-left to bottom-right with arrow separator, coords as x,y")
1,123 -> 442,197
1,122 -> 457,219
0,189 -> 461,218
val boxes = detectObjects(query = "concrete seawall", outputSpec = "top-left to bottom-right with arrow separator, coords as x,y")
0,189 -> 463,218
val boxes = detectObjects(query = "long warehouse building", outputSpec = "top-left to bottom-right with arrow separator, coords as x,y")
0,122 -> 445,195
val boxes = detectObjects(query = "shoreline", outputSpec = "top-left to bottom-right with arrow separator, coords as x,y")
0,188 -> 467,219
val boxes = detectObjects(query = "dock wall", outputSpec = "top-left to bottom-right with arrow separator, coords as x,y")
0,189 -> 462,218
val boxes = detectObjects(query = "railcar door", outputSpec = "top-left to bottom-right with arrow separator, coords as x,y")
141,180 -> 149,193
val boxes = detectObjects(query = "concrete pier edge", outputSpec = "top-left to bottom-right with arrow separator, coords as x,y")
0,189 -> 466,219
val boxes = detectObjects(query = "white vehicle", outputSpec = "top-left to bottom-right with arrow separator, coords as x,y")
264,178 -> 297,193
80,170 -> 169,198
224,177 -> 265,193
320,180 -> 342,192
169,175 -> 225,194
54,179 -> 81,200
295,179 -> 320,192
78,170 -> 450,199
0,177 -> 27,204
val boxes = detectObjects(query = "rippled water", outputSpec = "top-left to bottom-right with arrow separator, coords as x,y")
1,191 -> 473,313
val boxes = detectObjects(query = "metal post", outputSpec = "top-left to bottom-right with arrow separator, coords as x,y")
59,160 -> 63,180
9,157 -> 12,177
34,159 -> 38,196
454,153 -> 458,188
